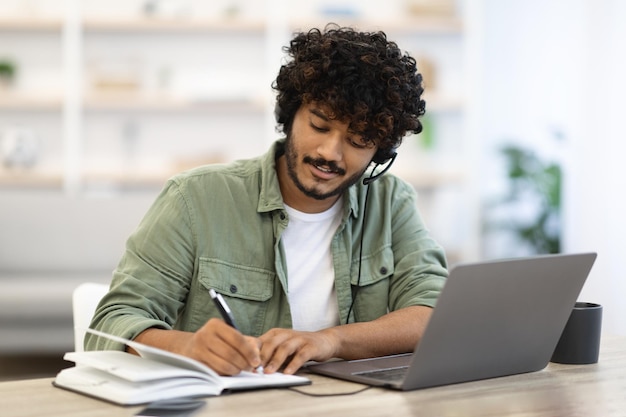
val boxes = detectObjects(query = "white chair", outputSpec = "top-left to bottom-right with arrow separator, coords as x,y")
72,282 -> 109,352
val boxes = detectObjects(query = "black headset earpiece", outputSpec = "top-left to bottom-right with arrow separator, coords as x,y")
362,149 -> 398,185
371,148 -> 396,165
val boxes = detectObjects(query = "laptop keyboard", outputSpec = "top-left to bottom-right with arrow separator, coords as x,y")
353,366 -> 409,382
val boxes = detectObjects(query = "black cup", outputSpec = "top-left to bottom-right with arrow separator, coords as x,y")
551,302 -> 602,364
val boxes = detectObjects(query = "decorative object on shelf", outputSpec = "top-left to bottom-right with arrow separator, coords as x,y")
222,1 -> 243,18
405,0 -> 456,16
1,126 -> 40,169
484,135 -> 563,255
0,59 -> 16,90
142,0 -> 192,20
318,1 -> 362,18
88,60 -> 141,94
416,56 -> 436,90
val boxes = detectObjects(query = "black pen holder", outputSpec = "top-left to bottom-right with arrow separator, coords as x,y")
551,302 -> 602,365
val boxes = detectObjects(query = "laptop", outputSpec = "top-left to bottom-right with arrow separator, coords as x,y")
307,252 -> 597,390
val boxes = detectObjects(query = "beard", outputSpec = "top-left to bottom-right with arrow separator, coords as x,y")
284,133 -> 369,201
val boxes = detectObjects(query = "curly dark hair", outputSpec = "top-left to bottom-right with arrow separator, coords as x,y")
273,24 -> 426,163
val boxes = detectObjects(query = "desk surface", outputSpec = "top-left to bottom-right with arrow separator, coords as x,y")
3,336 -> 626,417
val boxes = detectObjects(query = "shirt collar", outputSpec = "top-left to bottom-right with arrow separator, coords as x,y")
257,140 -> 287,213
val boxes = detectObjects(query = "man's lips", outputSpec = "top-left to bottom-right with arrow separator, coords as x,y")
308,160 -> 345,180
310,163 -> 338,180
302,156 -> 345,180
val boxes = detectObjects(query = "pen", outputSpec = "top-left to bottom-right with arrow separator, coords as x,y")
209,288 -> 264,375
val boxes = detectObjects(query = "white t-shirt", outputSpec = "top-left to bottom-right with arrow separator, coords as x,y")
282,198 -> 343,331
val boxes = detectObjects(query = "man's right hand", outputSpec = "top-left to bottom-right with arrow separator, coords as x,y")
132,318 -> 262,376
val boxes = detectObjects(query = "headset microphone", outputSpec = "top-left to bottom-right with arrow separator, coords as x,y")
362,152 -> 397,185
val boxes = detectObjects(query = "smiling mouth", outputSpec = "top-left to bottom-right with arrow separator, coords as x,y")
314,164 -> 335,174
305,157 -> 345,178
310,162 -> 345,181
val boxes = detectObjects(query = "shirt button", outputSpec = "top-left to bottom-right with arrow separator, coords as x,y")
379,267 -> 388,275
229,285 -> 238,294
279,212 -> 286,220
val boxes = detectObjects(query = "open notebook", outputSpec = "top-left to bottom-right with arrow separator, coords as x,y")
308,253 -> 597,390
53,329 -> 310,405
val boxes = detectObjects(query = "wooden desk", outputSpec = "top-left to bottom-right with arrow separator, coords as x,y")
3,336 -> 626,417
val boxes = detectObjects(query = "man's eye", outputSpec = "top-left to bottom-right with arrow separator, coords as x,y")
310,123 -> 328,132
349,137 -> 371,149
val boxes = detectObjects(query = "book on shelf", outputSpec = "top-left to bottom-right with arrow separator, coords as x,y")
53,329 -> 311,405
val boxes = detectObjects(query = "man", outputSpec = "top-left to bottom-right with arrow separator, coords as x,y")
86,24 -> 448,376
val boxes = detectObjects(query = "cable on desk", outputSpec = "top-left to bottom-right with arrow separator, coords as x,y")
287,385 -> 373,397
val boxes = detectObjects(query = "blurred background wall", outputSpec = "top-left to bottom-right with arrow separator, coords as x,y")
1,0 -> 624,371
478,0 -> 626,339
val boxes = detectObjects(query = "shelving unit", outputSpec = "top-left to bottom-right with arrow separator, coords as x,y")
1,8 -> 465,183
0,8 -> 64,192
0,0 -> 478,259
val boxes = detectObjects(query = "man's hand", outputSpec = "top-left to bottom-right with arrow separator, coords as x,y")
258,328 -> 339,375
133,319 -> 262,376
134,306 -> 432,376
182,318 -> 263,375
257,306 -> 433,375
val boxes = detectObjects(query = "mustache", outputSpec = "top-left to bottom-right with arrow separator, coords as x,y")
303,156 -> 346,176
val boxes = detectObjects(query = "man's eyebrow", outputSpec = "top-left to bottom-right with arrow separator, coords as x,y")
309,107 -> 330,121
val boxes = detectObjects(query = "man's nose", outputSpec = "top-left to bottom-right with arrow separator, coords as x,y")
317,133 -> 343,162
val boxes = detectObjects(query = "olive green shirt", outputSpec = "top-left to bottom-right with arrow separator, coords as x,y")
86,140 -> 448,351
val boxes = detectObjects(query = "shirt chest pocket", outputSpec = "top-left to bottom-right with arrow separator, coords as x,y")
350,246 -> 395,321
351,246 -> 395,286
197,258 -> 275,336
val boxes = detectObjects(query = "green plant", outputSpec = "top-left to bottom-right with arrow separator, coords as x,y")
0,60 -> 16,80
487,142 -> 562,254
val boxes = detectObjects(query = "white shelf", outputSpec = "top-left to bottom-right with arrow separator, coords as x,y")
0,17 -> 63,31
0,92 -> 458,113
82,16 -> 266,33
82,92 -> 268,112
0,93 -> 63,111
0,162 -> 466,191
0,168 -> 64,189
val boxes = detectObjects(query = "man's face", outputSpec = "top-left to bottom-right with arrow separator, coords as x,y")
282,102 -> 377,204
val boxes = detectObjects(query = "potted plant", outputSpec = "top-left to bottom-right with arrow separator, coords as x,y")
484,138 -> 562,255
0,59 -> 16,89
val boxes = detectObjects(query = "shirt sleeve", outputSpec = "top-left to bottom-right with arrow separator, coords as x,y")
386,178 -> 448,311
85,178 -> 196,351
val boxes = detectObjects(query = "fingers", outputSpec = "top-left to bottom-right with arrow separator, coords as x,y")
188,322 -> 336,376
191,319 -> 261,376
260,332 -> 303,374
282,345 -> 316,375
259,329 -> 334,375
